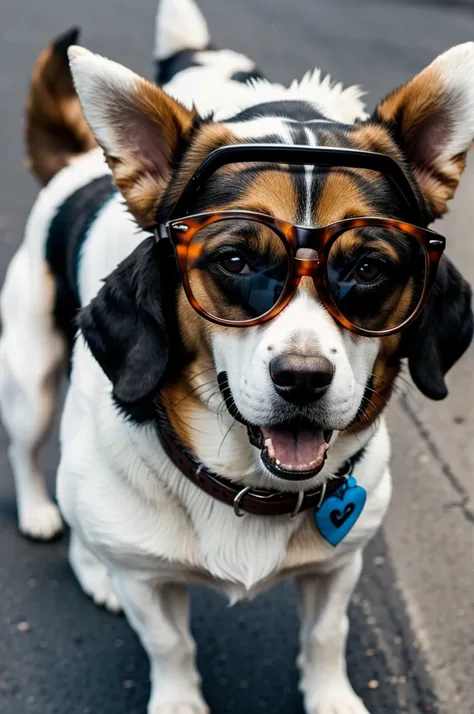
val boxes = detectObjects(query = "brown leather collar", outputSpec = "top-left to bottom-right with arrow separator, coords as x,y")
158,422 -> 366,518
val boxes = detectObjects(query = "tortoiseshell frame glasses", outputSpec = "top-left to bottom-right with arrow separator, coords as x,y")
157,144 -> 446,337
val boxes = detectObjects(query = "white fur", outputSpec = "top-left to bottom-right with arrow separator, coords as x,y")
303,126 -> 318,225
428,42 -> 474,161
5,1 -> 462,713
68,46 -> 140,158
155,0 -> 210,60
0,148 -> 109,538
163,65 -> 368,123
69,531 -> 121,612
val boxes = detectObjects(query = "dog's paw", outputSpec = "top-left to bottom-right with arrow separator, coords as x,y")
69,536 -> 122,613
19,501 -> 63,540
80,565 -> 122,613
305,682 -> 369,714
150,702 -> 209,714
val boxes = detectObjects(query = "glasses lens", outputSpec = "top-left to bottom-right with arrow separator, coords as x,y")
326,225 -> 427,333
185,218 -> 289,323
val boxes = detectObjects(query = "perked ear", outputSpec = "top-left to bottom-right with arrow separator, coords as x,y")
406,256 -> 473,400
77,238 -> 169,407
68,46 -> 196,227
374,43 -> 474,220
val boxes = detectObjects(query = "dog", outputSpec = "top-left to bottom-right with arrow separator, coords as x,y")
1,0 -> 473,712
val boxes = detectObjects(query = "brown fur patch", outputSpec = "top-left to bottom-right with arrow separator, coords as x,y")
315,171 -> 374,225
26,32 -> 97,185
236,168 -> 299,220
350,123 -> 404,164
166,123 -> 239,209
351,335 -> 401,433
160,358 -> 216,452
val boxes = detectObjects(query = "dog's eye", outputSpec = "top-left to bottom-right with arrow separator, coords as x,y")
355,258 -> 385,283
219,253 -> 250,275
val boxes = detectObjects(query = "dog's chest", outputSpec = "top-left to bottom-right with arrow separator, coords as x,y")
78,458 -> 348,601
72,416 -> 334,596
186,506 -> 329,595
107,499 -> 336,599
63,358 -> 390,599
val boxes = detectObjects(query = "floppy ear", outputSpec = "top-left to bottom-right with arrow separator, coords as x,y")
374,43 -> 474,220
77,238 -> 169,406
405,255 -> 473,400
68,46 -> 196,228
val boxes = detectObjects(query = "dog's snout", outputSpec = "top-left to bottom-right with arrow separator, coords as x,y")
269,353 -> 334,403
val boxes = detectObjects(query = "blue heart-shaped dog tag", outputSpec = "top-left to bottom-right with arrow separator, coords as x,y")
314,476 -> 367,547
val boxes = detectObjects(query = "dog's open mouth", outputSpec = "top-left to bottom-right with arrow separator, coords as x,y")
217,372 -> 333,481
248,424 -> 333,480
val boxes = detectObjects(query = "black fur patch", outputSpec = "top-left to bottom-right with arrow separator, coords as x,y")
155,47 -> 265,88
403,255 -> 473,400
52,26 -> 80,60
225,100 -> 327,123
45,174 -> 117,352
156,49 -> 202,86
77,237 -> 186,423
231,69 -> 266,84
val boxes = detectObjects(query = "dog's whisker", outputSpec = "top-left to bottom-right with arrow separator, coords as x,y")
172,380 -> 218,408
184,367 -> 216,384
218,421 -> 237,457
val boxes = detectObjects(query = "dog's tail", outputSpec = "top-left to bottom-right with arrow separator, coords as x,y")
154,0 -> 265,87
25,27 -> 97,185
154,0 -> 210,83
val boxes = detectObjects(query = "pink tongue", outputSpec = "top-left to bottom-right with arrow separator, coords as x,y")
260,425 -> 328,469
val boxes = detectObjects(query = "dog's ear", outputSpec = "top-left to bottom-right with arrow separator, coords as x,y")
374,43 -> 474,220
68,46 -> 196,228
78,238 -> 169,406
404,255 -> 473,400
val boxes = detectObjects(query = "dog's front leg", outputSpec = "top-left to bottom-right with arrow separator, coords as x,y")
111,575 -> 208,714
297,550 -> 369,714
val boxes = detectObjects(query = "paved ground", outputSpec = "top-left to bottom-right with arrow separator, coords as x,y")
0,1 -> 473,713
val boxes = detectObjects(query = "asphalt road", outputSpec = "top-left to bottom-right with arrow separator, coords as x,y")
0,1 -> 473,713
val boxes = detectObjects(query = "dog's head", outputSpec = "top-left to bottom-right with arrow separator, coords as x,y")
70,45 -> 473,485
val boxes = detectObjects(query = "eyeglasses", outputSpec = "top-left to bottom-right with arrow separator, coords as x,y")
156,144 -> 446,336
163,211 -> 445,336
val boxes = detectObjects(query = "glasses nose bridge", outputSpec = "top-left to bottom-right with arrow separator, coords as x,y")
295,224 -> 324,251
293,225 -> 324,278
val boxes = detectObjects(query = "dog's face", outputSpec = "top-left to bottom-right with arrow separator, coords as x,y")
71,45 -> 473,483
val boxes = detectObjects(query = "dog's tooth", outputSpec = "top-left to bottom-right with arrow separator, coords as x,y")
264,438 -> 275,460
275,459 -> 281,466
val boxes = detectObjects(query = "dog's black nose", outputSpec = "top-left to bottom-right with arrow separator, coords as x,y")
269,353 -> 334,403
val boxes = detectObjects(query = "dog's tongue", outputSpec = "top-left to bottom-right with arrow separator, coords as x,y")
260,425 -> 328,472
